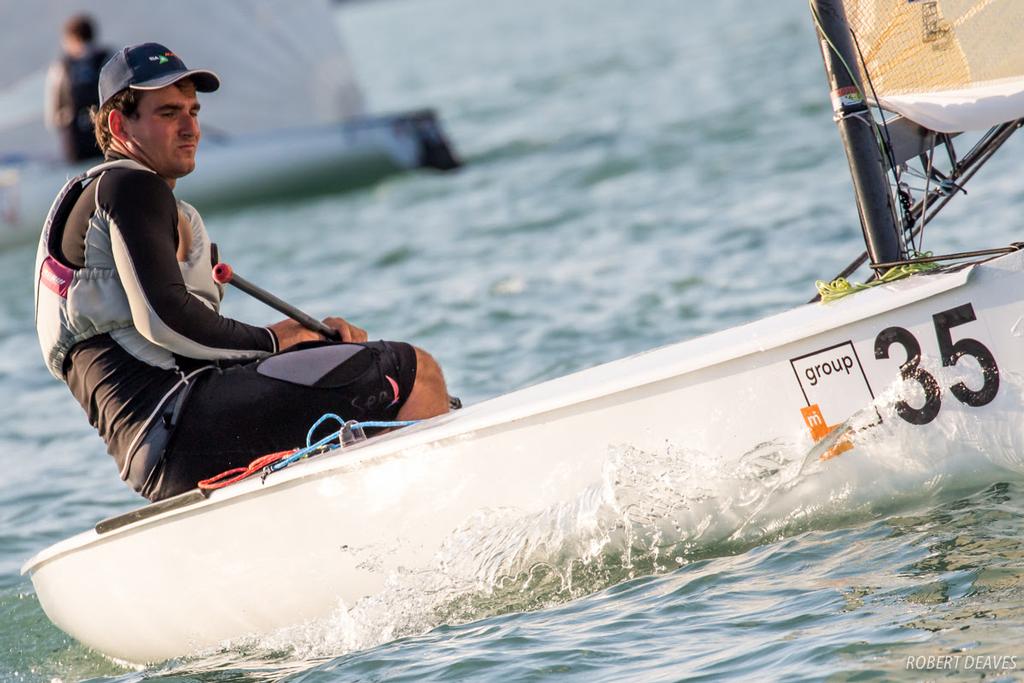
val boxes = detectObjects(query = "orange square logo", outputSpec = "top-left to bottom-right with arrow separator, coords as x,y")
801,403 -> 853,460
801,404 -> 831,441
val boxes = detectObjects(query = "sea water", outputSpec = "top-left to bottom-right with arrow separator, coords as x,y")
2,0 -> 1023,681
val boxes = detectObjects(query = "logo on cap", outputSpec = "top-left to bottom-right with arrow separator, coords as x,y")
149,51 -> 176,65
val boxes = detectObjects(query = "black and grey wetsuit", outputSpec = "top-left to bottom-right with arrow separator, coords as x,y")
35,159 -> 417,500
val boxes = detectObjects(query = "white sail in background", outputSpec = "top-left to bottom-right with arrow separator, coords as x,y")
0,0 -> 366,160
843,0 -> 1024,132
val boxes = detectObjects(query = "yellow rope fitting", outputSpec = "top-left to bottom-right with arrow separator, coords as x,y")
815,254 -> 941,303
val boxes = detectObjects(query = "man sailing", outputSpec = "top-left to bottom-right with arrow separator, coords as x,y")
34,43 -> 450,501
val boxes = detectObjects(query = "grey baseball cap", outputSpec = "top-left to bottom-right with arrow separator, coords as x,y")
98,42 -> 219,107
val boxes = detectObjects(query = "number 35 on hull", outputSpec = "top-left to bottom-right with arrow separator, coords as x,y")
790,286 -> 1011,454
874,302 -> 999,425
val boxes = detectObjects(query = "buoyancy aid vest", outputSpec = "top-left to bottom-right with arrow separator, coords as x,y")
33,158 -> 223,382
61,49 -> 108,160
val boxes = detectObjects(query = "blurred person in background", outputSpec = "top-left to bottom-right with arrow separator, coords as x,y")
44,14 -> 110,162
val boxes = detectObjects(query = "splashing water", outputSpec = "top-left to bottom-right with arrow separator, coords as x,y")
177,365 -> 1024,670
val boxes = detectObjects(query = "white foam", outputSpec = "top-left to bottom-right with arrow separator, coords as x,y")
203,369 -> 1024,664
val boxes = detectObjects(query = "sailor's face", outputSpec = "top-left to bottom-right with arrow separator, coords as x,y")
120,81 -> 201,180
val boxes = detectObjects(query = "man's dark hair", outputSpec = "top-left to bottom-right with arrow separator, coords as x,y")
63,14 -> 96,43
91,89 -> 142,153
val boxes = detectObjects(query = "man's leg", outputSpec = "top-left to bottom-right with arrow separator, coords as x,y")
397,346 -> 450,420
153,342 -> 450,499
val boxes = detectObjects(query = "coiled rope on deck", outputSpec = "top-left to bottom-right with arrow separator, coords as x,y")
198,413 -> 421,491
815,255 -> 940,303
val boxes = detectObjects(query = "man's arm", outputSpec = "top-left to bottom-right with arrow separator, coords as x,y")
99,169 -> 279,359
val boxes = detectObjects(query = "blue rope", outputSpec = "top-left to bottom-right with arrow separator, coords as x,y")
264,413 -> 421,474
267,432 -> 342,473
305,413 -> 347,447
353,420 -> 421,429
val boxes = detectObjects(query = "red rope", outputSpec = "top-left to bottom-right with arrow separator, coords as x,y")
198,448 -> 297,491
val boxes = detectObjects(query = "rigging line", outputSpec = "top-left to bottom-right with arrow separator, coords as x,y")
898,165 -> 937,181
809,3 -> 882,148
953,121 -> 1020,175
804,1 -> 878,302
918,136 -> 936,253
914,122 -> 1020,228
816,246 -> 1021,304
880,131 -> 1010,276
941,133 -> 957,169
810,2 -> 907,254
915,122 -> 1018,218
843,111 -> 875,128
961,125 -> 1002,164
808,2 -> 865,107
817,245 -> 1024,304
897,125 -> 1002,215
867,129 -> 1014,281
807,121 -> 1021,304
815,256 -> 941,303
807,252 -> 869,303
849,27 -> 900,184
871,246 -> 1023,270
847,19 -> 921,256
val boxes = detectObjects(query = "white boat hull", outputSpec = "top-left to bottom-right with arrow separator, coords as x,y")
0,110 -> 458,249
23,250 -> 1024,664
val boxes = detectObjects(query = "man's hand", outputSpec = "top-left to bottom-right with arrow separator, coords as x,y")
323,316 -> 367,343
268,318 -> 322,350
269,316 -> 367,351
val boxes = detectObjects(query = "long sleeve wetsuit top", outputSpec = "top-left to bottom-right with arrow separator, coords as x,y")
59,167 -> 275,463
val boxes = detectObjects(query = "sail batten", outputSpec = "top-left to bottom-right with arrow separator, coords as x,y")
843,0 -> 1024,131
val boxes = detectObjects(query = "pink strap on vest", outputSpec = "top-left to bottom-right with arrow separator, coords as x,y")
40,256 -> 74,298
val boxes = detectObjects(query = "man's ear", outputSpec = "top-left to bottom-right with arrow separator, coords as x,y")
108,109 -> 128,144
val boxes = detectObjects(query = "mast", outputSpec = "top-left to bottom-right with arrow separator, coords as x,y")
811,0 -> 906,269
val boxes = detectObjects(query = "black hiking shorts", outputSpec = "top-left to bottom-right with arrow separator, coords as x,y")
146,340 -> 417,501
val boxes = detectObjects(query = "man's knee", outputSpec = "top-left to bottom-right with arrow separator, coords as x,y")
397,346 -> 449,419
413,346 -> 445,390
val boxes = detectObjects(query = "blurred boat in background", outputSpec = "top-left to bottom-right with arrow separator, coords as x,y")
0,0 -> 459,248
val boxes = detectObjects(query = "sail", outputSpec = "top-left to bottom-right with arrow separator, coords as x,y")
0,0 -> 366,160
842,0 -> 1024,132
